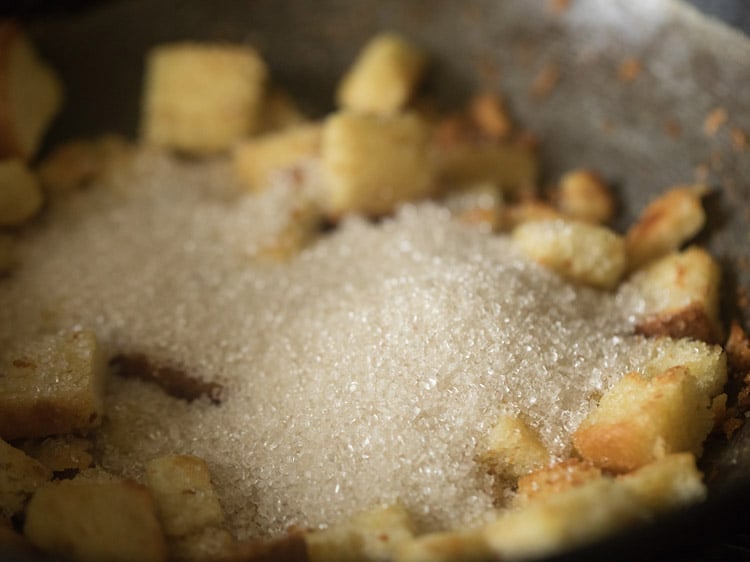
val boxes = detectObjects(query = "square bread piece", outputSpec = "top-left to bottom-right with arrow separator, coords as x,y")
322,111 -> 433,218
573,367 -> 713,473
24,479 -> 167,562
0,330 -> 105,440
337,33 -> 427,115
141,43 -> 267,154
145,454 -> 224,538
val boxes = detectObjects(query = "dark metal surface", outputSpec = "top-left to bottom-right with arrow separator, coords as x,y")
7,0 -> 750,560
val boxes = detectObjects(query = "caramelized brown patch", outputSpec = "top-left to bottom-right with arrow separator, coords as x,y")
726,321 -> 750,378
635,304 -> 719,344
109,354 -> 223,404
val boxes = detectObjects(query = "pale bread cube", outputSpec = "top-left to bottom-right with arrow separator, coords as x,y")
483,478 -> 643,560
639,337 -> 727,398
0,438 -> 51,517
306,503 -> 415,562
629,247 -> 722,343
617,453 -> 706,512
337,33 -> 427,115
626,185 -> 707,269
322,111 -> 433,217
476,415 -> 550,481
0,158 -> 43,226
435,142 -> 538,197
512,219 -> 627,289
514,459 -> 602,506
24,479 -> 167,562
0,23 -> 62,160
556,169 -> 614,224
233,124 -> 322,192
37,135 -> 133,195
145,455 -> 224,538
573,367 -> 713,472
393,530 -> 492,562
141,43 -> 267,154
19,435 -> 93,472
0,330 -> 105,440
169,526 -> 236,562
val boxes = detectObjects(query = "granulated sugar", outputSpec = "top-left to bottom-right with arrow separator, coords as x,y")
0,150 -> 674,538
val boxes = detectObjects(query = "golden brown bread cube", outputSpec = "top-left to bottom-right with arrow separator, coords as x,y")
514,459 -> 602,506
233,124 -> 322,192
393,530 -> 493,562
467,93 -> 513,140
0,330 -> 106,440
306,503 -> 415,562
337,33 -> 427,115
512,219 -> 627,289
629,246 -> 722,343
502,199 -> 564,230
322,111 -> 433,218
0,22 -> 62,160
0,158 -> 43,226
141,43 -> 267,154
555,169 -> 614,224
145,455 -> 224,538
476,414 -> 550,481
435,142 -> 538,198
573,367 -> 713,473
0,438 -> 51,517
24,479 -> 167,562
483,478 -> 643,560
18,435 -> 93,472
626,185 -> 707,269
639,337 -> 727,398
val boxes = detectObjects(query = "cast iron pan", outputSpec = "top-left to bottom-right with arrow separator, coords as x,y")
4,0 -> 750,560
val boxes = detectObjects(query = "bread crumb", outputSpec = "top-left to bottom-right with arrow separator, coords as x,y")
530,64 -> 560,99
730,127 -> 748,152
703,107 -> 728,137
617,57 -> 642,83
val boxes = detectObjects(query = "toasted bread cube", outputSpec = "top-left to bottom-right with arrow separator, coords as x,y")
468,93 -> 513,140
337,33 -> 426,115
234,124 -> 322,192
37,135 -> 133,195
24,479 -> 167,562
306,503 -> 415,562
626,185 -> 707,269
0,330 -> 105,440
393,530 -> 492,562
640,338 -> 727,398
630,247 -> 722,343
257,86 -> 308,133
0,23 -> 62,160
435,142 -> 538,197
515,459 -> 602,506
0,438 -> 51,517
573,367 -> 713,473
477,415 -> 550,481
513,219 -> 627,289
145,455 -> 224,538
169,526 -> 236,562
322,111 -> 433,217
483,478 -> 643,560
556,169 -> 615,224
141,43 -> 267,154
0,158 -> 43,226
18,435 -> 93,473
617,453 -> 705,512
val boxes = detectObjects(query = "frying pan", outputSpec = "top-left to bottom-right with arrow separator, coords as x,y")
5,0 -> 750,559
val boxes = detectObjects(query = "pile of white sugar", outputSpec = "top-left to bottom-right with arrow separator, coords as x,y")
0,150 -> 669,538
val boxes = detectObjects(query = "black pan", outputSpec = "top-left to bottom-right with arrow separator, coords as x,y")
6,0 -> 750,560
